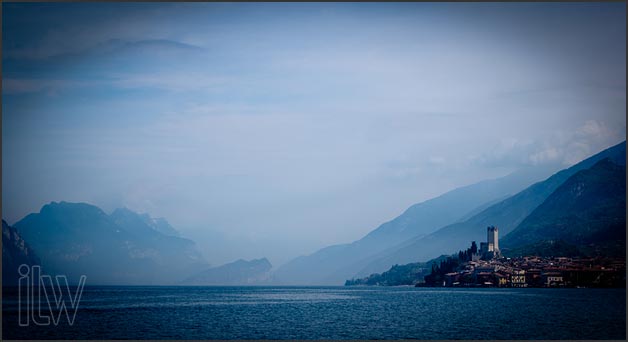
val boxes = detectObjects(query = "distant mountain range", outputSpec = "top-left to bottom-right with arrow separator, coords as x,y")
276,141 -> 626,285
3,141 -> 624,286
273,164 -> 558,285
2,220 -> 41,285
182,258 -> 273,285
345,155 -> 626,287
351,141 -> 625,279
10,202 -> 209,285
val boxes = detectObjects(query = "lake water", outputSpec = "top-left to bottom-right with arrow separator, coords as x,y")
2,286 -> 625,339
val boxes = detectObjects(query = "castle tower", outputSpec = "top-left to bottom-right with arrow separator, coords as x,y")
487,226 -> 499,253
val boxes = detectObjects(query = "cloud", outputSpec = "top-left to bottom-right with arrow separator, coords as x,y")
429,156 -> 446,165
108,72 -> 228,92
2,78 -> 87,95
474,119 -> 625,169
3,4 -> 194,60
578,119 -> 611,138
528,147 -> 560,165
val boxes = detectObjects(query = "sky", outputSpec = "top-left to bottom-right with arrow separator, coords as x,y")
2,2 -> 626,267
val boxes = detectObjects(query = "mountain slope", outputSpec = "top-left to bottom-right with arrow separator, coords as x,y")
182,258 -> 273,285
141,215 -> 181,237
13,202 -> 208,285
2,220 -> 41,285
274,164 -> 557,285
501,158 -> 626,256
355,141 -> 626,277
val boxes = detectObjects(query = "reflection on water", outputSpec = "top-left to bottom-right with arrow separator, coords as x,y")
238,291 -> 357,301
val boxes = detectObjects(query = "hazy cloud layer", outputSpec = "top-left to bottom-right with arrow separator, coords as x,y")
2,2 -> 625,266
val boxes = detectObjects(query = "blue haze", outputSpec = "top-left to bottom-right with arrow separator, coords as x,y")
2,3 -> 626,267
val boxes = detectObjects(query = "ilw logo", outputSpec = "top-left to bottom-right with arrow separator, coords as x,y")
18,264 -> 87,326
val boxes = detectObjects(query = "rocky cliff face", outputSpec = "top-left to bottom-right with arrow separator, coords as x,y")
3,220 -> 41,285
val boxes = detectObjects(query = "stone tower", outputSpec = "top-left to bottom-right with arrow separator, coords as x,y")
487,225 -> 499,253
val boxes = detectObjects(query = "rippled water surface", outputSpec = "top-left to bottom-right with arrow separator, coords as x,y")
3,286 -> 625,339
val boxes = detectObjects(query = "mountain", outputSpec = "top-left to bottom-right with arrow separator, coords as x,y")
354,141 -> 626,277
501,158 -> 626,257
274,164 -> 558,285
502,240 -> 584,258
140,215 -> 181,237
2,220 -> 41,285
182,258 -> 273,285
12,202 -> 208,285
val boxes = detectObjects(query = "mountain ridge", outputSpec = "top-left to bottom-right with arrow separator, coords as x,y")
274,163 -> 559,285
351,141 -> 626,279
13,202 -> 208,285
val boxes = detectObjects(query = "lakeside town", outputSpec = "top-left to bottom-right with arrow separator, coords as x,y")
346,225 -> 625,288
419,254 -> 626,288
418,226 -> 626,288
